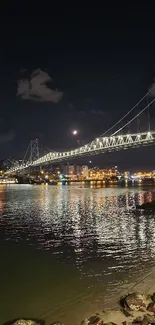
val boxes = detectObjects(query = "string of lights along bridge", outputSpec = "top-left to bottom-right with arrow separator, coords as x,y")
6,88 -> 155,174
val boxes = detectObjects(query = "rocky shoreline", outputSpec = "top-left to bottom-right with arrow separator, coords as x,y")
4,292 -> 155,325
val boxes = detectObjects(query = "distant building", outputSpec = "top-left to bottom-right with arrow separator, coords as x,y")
69,165 -> 75,175
124,171 -> 130,178
62,164 -> 88,178
76,165 -> 82,176
81,165 -> 88,178
88,166 -> 119,179
62,164 -> 75,176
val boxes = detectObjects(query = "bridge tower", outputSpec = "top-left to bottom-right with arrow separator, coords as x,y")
22,138 -> 39,165
19,138 -> 40,176
29,139 -> 39,164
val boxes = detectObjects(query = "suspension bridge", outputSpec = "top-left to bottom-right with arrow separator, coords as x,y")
5,88 -> 155,174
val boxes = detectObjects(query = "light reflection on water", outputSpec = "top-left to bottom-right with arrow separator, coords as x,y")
1,185 -> 155,324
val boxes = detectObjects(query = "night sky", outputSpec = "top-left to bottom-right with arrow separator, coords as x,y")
1,4 -> 155,170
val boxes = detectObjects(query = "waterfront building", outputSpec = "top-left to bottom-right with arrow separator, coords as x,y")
81,165 -> 88,178
88,166 -> 119,180
124,171 -> 130,179
62,164 -> 88,179
62,164 -> 75,176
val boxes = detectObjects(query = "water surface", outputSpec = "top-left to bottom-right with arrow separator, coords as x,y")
1,185 -> 155,324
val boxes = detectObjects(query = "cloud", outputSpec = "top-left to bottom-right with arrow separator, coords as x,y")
77,139 -> 86,146
17,69 -> 63,103
78,109 -> 104,115
91,109 -> 104,116
0,130 -> 15,144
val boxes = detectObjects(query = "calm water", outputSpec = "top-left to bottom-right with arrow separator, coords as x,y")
1,185 -> 155,324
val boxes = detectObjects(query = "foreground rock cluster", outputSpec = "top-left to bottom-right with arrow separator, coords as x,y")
5,292 -> 155,325
4,320 -> 63,325
5,321 -> 41,325
81,292 -> 155,325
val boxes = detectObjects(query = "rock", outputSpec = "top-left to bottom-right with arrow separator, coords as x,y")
12,320 -> 41,325
120,295 -> 128,308
133,316 -> 143,323
104,323 -> 117,325
88,316 -> 103,325
141,315 -> 151,325
81,320 -> 89,325
145,314 -> 155,323
50,323 -> 64,325
124,292 -> 152,311
81,317 -> 103,325
147,302 -> 155,313
121,308 -> 133,317
152,293 -> 155,303
136,202 -> 155,210
140,314 -> 155,325
139,307 -> 147,312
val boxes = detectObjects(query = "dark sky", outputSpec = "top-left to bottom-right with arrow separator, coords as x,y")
1,4 -> 155,170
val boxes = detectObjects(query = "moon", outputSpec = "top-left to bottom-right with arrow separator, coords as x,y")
72,130 -> 78,135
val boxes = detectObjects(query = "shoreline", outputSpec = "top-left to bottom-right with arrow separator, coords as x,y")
7,265 -> 155,325
80,265 -> 155,325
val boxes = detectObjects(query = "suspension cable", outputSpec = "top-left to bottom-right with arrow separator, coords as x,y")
22,142 -> 31,164
111,98 -> 155,136
100,85 -> 155,137
147,96 -> 151,131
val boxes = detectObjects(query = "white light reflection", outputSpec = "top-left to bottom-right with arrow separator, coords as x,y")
3,186 -> 155,276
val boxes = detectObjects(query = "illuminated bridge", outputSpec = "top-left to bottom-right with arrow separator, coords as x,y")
5,89 -> 155,174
